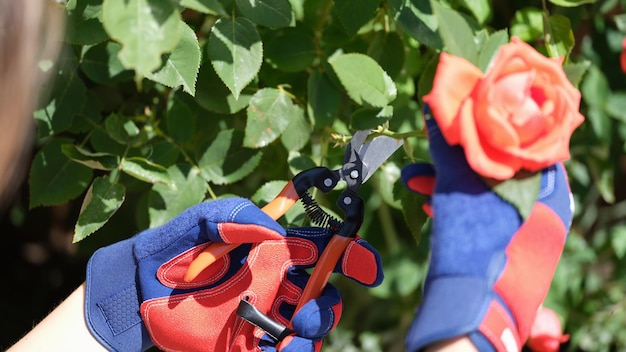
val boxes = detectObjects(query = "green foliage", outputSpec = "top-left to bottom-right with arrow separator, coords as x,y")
24,0 -> 626,350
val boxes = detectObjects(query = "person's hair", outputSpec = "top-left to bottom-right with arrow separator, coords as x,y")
0,0 -> 64,208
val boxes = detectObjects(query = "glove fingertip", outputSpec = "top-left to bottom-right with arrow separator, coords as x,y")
401,163 -> 436,196
339,238 -> 384,287
277,335 -> 319,352
291,286 -> 342,339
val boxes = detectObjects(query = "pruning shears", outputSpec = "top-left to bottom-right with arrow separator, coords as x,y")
184,129 -> 402,323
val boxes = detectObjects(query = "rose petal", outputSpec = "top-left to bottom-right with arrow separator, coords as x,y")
424,53 -> 483,145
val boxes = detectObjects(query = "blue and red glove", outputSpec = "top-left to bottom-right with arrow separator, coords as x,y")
85,197 -> 383,352
401,107 -> 573,351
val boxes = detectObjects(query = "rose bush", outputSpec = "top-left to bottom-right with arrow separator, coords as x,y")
423,37 -> 584,180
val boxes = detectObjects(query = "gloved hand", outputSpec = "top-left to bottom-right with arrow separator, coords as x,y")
401,107 -> 573,352
84,197 -> 383,352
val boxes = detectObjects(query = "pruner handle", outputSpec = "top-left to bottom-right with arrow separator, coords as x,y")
183,181 -> 299,283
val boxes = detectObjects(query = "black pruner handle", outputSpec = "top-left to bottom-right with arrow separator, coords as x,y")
236,300 -> 294,342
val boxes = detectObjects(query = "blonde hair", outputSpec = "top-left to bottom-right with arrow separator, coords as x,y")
0,0 -> 64,207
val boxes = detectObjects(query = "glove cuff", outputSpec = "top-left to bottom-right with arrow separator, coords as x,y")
85,238 -> 153,352
405,276 -> 521,352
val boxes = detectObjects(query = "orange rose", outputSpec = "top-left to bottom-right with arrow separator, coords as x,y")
424,37 -> 584,180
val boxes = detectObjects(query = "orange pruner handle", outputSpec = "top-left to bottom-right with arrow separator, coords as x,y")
183,181 -> 299,283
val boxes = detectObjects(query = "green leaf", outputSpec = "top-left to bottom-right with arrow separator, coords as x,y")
146,23 -> 201,95
102,0 -> 182,78
387,0 -> 442,50
61,144 -> 119,170
307,70 -> 340,129
121,157 -> 176,189
73,177 -> 126,242
492,172 -> 542,220
166,96 -> 196,143
548,0 -> 596,7
605,92 -> 626,123
181,0 -> 228,16
581,65 -> 609,108
329,53 -> 397,108
350,106 -> 393,130
149,164 -> 206,228
611,225 -> 626,259
400,189 -> 428,245
65,0 -> 109,45
34,56 -> 87,137
334,0 -> 380,36
544,14 -> 575,59
367,31 -> 406,79
563,60 -> 590,87
264,27 -> 316,72
198,129 -> 263,184
29,138 -> 93,208
457,0 -> 491,24
195,61 -> 252,114
510,7 -> 544,42
476,30 -> 508,72
208,17 -> 263,100
432,1 -> 479,65
104,114 -> 140,144
244,88 -> 298,148
280,105 -> 311,151
235,0 -> 293,27
81,42 -> 134,84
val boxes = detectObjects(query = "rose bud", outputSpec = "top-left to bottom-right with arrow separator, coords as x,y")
527,307 -> 569,352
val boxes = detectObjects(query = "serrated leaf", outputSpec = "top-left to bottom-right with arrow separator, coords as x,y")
334,0 -> 380,36
198,129 -> 263,184
329,53 -> 397,108
544,14 -> 575,59
29,138 -> 93,208
387,0 -> 442,50
146,23 -> 201,95
148,164 -> 206,227
34,56 -> 86,137
121,157 -> 176,189
307,70 -> 340,129
73,177 -> 125,242
166,96 -> 196,143
195,60 -> 252,114
432,1 -> 478,65
65,0 -> 109,45
244,88 -> 298,148
102,0 -> 181,78
477,30 -> 508,72
181,0 -> 228,16
208,17 -> 263,99
264,27 -> 316,72
61,144 -> 119,170
81,41 -> 134,84
281,105 -> 311,151
492,172 -> 542,220
235,0 -> 293,28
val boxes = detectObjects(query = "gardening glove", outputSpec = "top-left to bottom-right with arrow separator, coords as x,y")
401,107 -> 573,352
84,197 -> 383,352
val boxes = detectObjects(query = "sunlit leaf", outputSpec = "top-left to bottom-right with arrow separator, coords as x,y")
244,88 -> 297,148
149,164 -> 206,227
208,17 -> 262,99
65,0 -> 109,45
387,0 -> 442,50
61,144 -> 119,170
235,0 -> 293,27
146,23 -> 201,95
329,53 -> 397,108
432,1 -> 478,65
121,157 -> 176,189
181,0 -> 228,16
198,129 -> 263,184
73,177 -> 125,242
102,0 -> 181,78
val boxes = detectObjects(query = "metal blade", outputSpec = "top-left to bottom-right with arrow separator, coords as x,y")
358,135 -> 403,183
